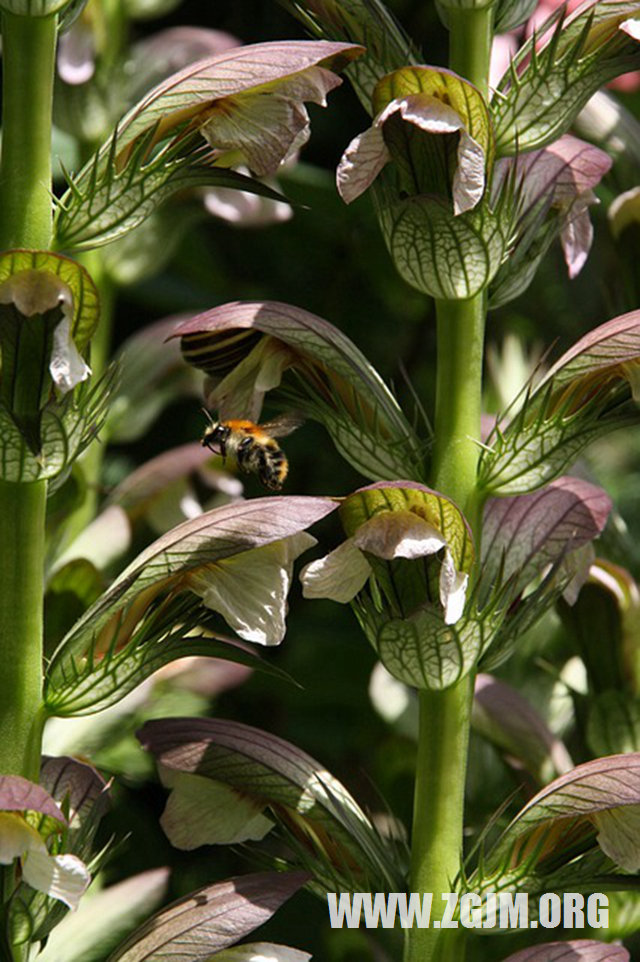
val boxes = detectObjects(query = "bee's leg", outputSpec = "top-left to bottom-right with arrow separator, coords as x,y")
236,436 -> 253,473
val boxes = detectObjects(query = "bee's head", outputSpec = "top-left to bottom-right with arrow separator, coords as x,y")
201,419 -> 230,451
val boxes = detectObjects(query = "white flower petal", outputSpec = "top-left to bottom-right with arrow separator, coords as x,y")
50,312 -> 92,393
594,804 -> 640,871
160,774 -> 273,849
0,812 -> 45,864
560,200 -> 594,279
300,537 -> 371,603
336,125 -> 390,204
439,549 -> 468,625
22,850 -> 90,910
354,511 -> 447,560
189,533 -> 316,645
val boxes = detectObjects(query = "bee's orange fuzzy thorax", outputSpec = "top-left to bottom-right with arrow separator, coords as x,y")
224,419 -> 264,436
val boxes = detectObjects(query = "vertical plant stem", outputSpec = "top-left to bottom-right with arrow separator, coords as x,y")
0,11 -> 57,780
0,482 -> 47,780
0,13 -> 57,250
405,7 -> 493,961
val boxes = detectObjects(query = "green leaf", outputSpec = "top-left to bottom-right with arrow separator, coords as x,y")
0,0 -> 74,17
493,1 -> 640,155
106,872 -> 309,962
173,301 -> 423,483
44,560 -> 104,658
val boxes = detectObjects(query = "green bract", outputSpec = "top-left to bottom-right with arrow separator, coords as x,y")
493,1 -> 640,155
479,311 -> 640,495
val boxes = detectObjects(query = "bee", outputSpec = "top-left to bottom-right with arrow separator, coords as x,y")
201,411 -> 303,491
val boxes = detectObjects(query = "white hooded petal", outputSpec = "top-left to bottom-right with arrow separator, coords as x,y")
354,510 -> 447,560
594,804 -> 640,872
189,533 -> 316,645
50,310 -> 92,393
560,197 -> 595,279
21,850 -> 90,910
160,773 -> 273,849
0,812 -> 45,864
336,125 -> 390,204
439,549 -> 469,625
300,537 -> 371,603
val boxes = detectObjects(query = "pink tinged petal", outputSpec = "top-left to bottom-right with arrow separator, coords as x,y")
354,510 -> 447,560
0,813 -> 45,864
203,185 -> 292,226
21,850 -> 90,909
453,130 -> 486,214
188,533 -> 316,645
439,549 -> 469,625
204,95 -> 310,177
159,772 -> 273,849
57,23 -> 96,85
593,804 -> 640,871
620,18 -> 640,40
300,537 -> 371,603
560,200 -> 594,278
336,125 -> 390,204
203,66 -> 342,177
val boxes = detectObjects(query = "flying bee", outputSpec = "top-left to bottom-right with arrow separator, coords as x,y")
201,411 -> 304,491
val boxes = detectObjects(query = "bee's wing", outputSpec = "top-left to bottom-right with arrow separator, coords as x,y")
260,414 -> 305,438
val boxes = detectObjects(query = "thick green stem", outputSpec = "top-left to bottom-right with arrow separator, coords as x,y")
405,6 -> 493,957
448,6 -> 494,98
0,12 -> 57,784
0,481 -> 47,779
0,13 -> 57,250
432,295 -> 486,532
